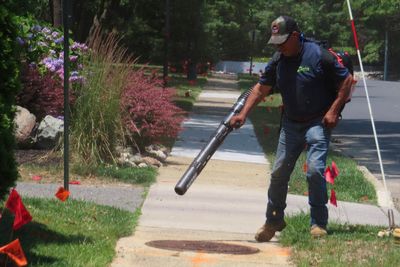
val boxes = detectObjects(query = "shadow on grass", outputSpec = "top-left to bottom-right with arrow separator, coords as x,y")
0,209 -> 92,266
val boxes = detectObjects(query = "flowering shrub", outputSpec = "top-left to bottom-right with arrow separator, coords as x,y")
15,16 -> 88,118
16,16 -> 87,83
121,70 -> 186,148
18,65 -> 75,119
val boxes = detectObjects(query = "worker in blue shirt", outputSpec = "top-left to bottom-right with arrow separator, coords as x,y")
230,15 -> 353,241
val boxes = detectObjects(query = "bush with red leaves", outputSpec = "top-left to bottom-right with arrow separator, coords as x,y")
17,65 -> 75,120
121,70 -> 186,148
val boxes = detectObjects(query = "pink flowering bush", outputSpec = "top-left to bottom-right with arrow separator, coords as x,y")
16,17 -> 87,117
121,70 -> 186,148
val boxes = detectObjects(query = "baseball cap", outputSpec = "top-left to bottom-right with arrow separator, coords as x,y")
268,16 -> 300,45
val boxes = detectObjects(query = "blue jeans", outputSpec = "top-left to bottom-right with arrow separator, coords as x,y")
266,115 -> 331,227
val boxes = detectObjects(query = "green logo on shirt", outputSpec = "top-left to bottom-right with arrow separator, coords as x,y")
297,65 -> 310,73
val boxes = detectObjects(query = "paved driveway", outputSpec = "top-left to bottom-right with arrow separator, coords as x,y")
332,79 -> 400,208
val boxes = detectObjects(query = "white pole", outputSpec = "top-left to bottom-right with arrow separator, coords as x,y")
345,0 -> 389,197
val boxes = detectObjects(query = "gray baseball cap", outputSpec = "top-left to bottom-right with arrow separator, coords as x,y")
268,16 -> 300,45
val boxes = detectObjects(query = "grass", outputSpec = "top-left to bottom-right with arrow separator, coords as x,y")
237,74 -> 377,204
72,164 -> 157,185
71,28 -> 133,166
0,197 -> 138,266
168,74 -> 207,112
280,213 -> 400,267
18,158 -> 157,186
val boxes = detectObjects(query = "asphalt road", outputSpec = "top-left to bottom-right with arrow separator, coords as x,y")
332,79 -> 400,209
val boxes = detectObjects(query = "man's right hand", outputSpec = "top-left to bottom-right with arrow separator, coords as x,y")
229,114 -> 246,129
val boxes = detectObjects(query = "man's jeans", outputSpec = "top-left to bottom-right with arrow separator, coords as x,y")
266,115 -> 331,227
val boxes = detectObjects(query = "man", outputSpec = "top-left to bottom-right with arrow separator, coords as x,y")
230,15 -> 353,241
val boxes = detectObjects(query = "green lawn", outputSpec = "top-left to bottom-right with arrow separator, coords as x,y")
0,198 -> 138,267
280,213 -> 400,267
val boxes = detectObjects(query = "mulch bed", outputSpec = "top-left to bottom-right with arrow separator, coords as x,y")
15,149 -> 62,166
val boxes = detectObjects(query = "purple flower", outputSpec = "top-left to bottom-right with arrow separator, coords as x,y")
31,25 -> 42,32
42,27 -> 51,34
71,42 -> 88,51
55,37 -> 64,44
16,37 -> 25,46
70,55 -> 78,62
52,31 -> 59,38
69,75 -> 85,83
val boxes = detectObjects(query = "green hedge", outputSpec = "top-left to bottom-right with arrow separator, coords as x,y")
0,4 -> 20,200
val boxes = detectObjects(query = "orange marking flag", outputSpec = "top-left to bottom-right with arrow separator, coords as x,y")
0,239 -> 28,266
55,187 -> 70,202
331,161 -> 339,179
5,189 -> 32,230
324,166 -> 335,185
330,189 -> 337,207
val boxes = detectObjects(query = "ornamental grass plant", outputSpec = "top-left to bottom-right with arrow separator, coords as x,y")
71,27 -> 133,166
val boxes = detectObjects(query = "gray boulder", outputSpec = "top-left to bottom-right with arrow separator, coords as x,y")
36,115 -> 64,149
14,106 -> 36,146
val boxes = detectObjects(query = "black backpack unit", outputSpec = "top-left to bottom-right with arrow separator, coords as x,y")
307,38 -> 354,75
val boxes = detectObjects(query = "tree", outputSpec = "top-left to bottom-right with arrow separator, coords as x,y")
350,0 -> 400,75
52,0 -> 62,27
0,2 -> 20,200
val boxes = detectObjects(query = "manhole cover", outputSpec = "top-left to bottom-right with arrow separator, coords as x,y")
145,240 -> 259,255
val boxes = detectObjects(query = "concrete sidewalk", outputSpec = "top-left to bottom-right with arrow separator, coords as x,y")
112,77 -> 400,267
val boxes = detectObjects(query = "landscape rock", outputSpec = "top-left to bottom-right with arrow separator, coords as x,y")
14,106 -> 36,146
36,115 -> 64,149
145,144 -> 168,162
142,156 -> 162,167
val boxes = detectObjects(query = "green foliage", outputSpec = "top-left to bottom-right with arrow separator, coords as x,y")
288,152 -> 377,204
0,197 -> 137,266
350,0 -> 400,66
72,164 -> 157,185
6,0 -> 50,21
96,165 -> 157,185
0,3 -> 20,200
22,0 -> 397,76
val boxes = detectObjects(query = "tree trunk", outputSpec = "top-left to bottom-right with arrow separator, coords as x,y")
53,0 -> 62,27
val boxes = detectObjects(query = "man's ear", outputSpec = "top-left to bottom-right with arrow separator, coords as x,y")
291,31 -> 300,39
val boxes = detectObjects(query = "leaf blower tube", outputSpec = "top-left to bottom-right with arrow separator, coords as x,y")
174,89 -> 252,195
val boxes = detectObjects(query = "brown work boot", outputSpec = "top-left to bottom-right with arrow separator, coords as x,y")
310,224 -> 327,238
255,221 -> 286,242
